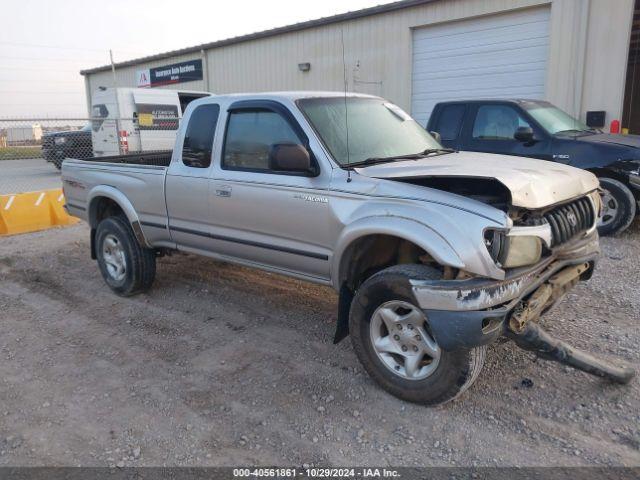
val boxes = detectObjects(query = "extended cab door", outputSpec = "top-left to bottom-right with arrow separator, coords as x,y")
165,102 -> 221,250
208,100 -> 333,282
462,103 -> 552,160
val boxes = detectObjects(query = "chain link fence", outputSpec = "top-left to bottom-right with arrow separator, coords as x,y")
0,117 -> 175,194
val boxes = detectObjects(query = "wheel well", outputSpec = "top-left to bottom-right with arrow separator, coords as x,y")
589,168 -> 627,183
88,197 -> 127,260
90,197 -> 125,228
339,234 -> 439,292
589,169 -> 639,201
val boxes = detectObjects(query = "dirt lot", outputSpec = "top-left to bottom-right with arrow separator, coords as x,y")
0,221 -> 639,467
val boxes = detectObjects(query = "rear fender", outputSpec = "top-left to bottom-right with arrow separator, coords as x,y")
87,185 -> 151,248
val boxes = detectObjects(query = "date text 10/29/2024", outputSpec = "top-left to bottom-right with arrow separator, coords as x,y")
233,468 -> 401,478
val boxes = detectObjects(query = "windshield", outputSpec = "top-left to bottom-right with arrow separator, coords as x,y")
298,97 -> 442,166
525,104 -> 591,135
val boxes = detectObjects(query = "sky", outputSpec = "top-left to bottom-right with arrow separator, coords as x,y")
0,0 -> 382,118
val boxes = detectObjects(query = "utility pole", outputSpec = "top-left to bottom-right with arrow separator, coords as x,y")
109,49 -> 118,88
109,49 -> 122,155
201,49 -> 210,92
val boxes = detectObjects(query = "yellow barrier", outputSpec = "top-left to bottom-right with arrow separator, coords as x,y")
0,188 -> 79,236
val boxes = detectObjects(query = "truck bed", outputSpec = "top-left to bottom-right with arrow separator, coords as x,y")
61,155 -> 172,247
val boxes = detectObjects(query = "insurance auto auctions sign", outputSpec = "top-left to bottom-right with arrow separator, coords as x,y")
136,59 -> 203,88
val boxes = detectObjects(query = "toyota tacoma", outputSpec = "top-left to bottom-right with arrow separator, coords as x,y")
61,92 -> 634,405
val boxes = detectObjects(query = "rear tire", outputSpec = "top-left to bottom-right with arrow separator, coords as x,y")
95,216 -> 156,296
597,177 -> 636,236
349,264 -> 486,406
52,158 -> 62,170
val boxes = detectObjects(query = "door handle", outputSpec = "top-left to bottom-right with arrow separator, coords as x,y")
215,186 -> 232,197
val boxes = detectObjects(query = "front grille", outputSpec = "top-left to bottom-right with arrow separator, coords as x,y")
42,136 -> 54,148
543,197 -> 595,247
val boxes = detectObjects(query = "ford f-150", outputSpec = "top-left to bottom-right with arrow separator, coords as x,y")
427,99 -> 640,236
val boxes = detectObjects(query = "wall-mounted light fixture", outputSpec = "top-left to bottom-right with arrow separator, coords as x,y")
298,62 -> 311,72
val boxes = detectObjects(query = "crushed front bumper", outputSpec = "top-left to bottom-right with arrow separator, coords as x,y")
410,233 -> 600,351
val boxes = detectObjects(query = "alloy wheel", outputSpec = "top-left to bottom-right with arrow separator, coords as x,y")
369,300 -> 441,380
102,234 -> 127,282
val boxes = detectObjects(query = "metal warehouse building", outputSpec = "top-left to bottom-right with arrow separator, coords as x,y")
81,0 -> 639,133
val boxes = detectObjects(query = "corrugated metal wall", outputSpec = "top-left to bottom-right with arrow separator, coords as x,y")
83,0 -> 634,129
581,0 -> 635,126
204,0 -> 551,110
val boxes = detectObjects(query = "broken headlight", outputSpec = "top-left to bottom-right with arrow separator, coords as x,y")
484,230 -> 542,269
589,190 -> 603,219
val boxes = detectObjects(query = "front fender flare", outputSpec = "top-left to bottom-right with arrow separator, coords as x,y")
331,215 -> 465,291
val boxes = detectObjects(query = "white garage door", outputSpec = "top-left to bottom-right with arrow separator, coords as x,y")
411,7 -> 550,126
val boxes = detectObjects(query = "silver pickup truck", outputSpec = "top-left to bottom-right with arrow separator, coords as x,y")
62,92 -> 634,405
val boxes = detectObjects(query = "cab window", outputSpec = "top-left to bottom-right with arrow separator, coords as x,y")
222,110 -> 302,171
472,105 -> 532,140
433,104 -> 465,141
181,104 -> 220,168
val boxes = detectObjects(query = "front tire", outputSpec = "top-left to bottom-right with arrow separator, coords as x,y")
597,177 -> 636,236
95,216 -> 156,296
349,264 -> 486,406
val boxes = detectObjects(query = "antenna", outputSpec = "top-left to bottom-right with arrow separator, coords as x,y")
340,27 -> 352,182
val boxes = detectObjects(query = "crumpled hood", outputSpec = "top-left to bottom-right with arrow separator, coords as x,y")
355,151 -> 599,209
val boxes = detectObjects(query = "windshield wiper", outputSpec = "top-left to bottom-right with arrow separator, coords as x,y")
555,129 -> 595,137
348,154 -> 424,168
347,147 -> 455,169
421,147 -> 456,155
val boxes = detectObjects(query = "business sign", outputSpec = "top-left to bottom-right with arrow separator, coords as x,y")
135,104 -> 180,130
136,59 -> 203,88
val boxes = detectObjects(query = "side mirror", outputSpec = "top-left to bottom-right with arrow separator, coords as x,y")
514,126 -> 535,143
429,131 -> 442,143
269,143 -> 312,173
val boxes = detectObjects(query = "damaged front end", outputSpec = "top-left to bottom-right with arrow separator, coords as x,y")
507,322 -> 635,385
410,232 -> 600,350
410,223 -> 635,385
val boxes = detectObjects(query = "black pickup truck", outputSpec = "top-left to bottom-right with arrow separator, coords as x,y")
427,99 -> 640,236
42,124 -> 93,169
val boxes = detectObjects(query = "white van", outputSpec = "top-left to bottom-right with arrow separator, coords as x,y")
90,88 -> 210,157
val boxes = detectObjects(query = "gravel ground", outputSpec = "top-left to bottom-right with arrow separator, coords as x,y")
0,221 -> 638,467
